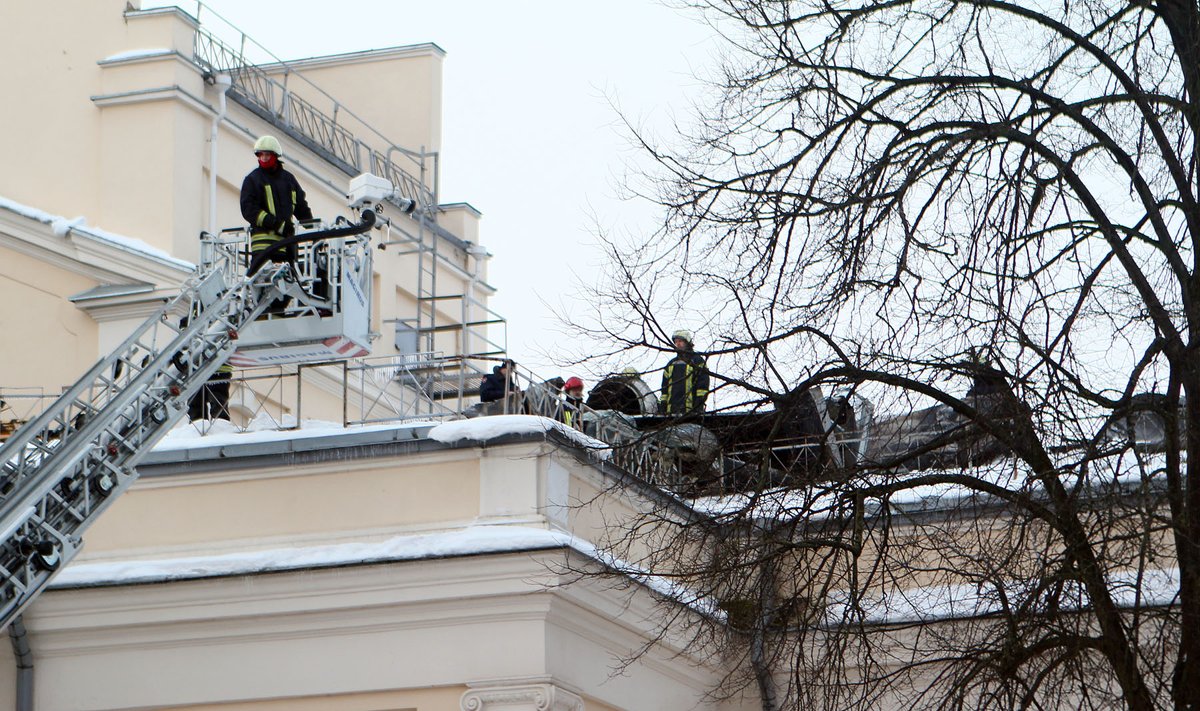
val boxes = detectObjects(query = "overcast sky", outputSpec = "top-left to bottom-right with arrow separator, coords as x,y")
170,0 -> 721,379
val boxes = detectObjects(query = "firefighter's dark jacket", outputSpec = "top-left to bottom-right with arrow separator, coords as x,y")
239,163 -> 313,251
660,351 -> 709,414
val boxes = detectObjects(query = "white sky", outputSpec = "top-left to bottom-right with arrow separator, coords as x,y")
172,0 -> 721,379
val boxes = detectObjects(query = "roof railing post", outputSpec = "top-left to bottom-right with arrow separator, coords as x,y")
280,70 -> 291,123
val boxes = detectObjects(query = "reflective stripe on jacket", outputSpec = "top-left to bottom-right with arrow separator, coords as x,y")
239,164 -> 313,252
660,353 -> 709,414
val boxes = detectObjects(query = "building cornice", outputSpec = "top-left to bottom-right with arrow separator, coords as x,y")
90,83 -> 215,119
0,201 -> 191,288
256,43 -> 447,75
28,549 -> 730,710
440,202 -> 483,219
123,6 -> 200,30
68,286 -> 176,323
96,48 -> 188,67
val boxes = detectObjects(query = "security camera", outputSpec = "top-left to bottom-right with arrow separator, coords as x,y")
347,173 -> 416,214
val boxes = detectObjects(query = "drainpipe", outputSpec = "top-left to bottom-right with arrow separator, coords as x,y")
207,73 -> 233,235
9,616 -> 33,711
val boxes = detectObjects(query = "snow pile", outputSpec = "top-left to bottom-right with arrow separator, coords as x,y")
151,415 -> 441,452
429,415 -> 613,460
50,216 -> 85,238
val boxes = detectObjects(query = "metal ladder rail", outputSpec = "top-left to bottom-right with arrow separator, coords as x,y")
415,218 -> 438,354
0,268 -> 233,492
0,267 -> 282,628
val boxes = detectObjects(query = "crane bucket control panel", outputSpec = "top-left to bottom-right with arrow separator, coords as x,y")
201,217 -> 375,367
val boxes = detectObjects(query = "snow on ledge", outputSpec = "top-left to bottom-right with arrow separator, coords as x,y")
824,567 -> 1181,624
150,415 -> 442,452
50,524 -> 716,615
0,194 -> 193,270
150,414 -> 616,460
428,415 -> 612,460
53,525 -> 572,588
99,48 -> 174,63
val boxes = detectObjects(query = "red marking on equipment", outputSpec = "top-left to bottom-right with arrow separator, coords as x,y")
169,385 -> 181,396
106,443 -> 119,456
228,328 -> 239,340
320,337 -> 368,358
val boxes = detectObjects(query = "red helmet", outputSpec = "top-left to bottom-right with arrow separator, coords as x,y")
563,376 -> 584,392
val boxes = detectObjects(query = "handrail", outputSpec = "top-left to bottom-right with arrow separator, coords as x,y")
182,1 -> 437,213
245,210 -> 376,275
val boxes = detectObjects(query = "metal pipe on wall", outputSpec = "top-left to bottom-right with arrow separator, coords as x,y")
208,73 -> 233,236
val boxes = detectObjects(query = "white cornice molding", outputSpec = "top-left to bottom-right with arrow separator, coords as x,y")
96,49 -> 189,68
460,683 -> 583,711
0,205 -> 190,288
70,291 -> 177,323
256,44 -> 447,75
123,6 -> 200,29
36,550 -> 567,636
91,83 -> 215,119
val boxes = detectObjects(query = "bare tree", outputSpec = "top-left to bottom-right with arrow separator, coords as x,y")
571,0 -> 1200,709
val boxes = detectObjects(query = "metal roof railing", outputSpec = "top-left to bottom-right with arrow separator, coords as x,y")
184,2 -> 437,214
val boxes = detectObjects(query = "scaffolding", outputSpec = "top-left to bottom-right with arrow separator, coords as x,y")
180,0 -> 502,388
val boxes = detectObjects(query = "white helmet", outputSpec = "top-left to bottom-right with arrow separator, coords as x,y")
253,135 -> 282,155
671,329 -> 693,345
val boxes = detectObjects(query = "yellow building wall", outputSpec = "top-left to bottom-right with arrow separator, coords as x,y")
280,47 -> 444,157
82,456 -> 483,556
0,245 -> 99,388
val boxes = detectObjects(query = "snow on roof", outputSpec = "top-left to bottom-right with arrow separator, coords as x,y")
690,450 -> 1181,522
429,415 -> 613,460
151,414 -> 612,460
825,566 -> 1180,625
0,194 -> 193,271
150,414 -> 441,452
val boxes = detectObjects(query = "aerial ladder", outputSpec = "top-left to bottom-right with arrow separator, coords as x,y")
0,176 -> 401,631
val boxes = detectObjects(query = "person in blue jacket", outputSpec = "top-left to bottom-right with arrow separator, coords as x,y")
480,359 -> 517,403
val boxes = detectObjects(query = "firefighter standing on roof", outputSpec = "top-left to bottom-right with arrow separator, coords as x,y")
659,329 -> 709,415
562,376 -> 585,429
240,135 -> 313,273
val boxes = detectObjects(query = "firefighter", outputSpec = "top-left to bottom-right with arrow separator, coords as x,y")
659,329 -> 709,416
240,135 -> 313,276
562,376 -> 585,429
176,316 -> 233,422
